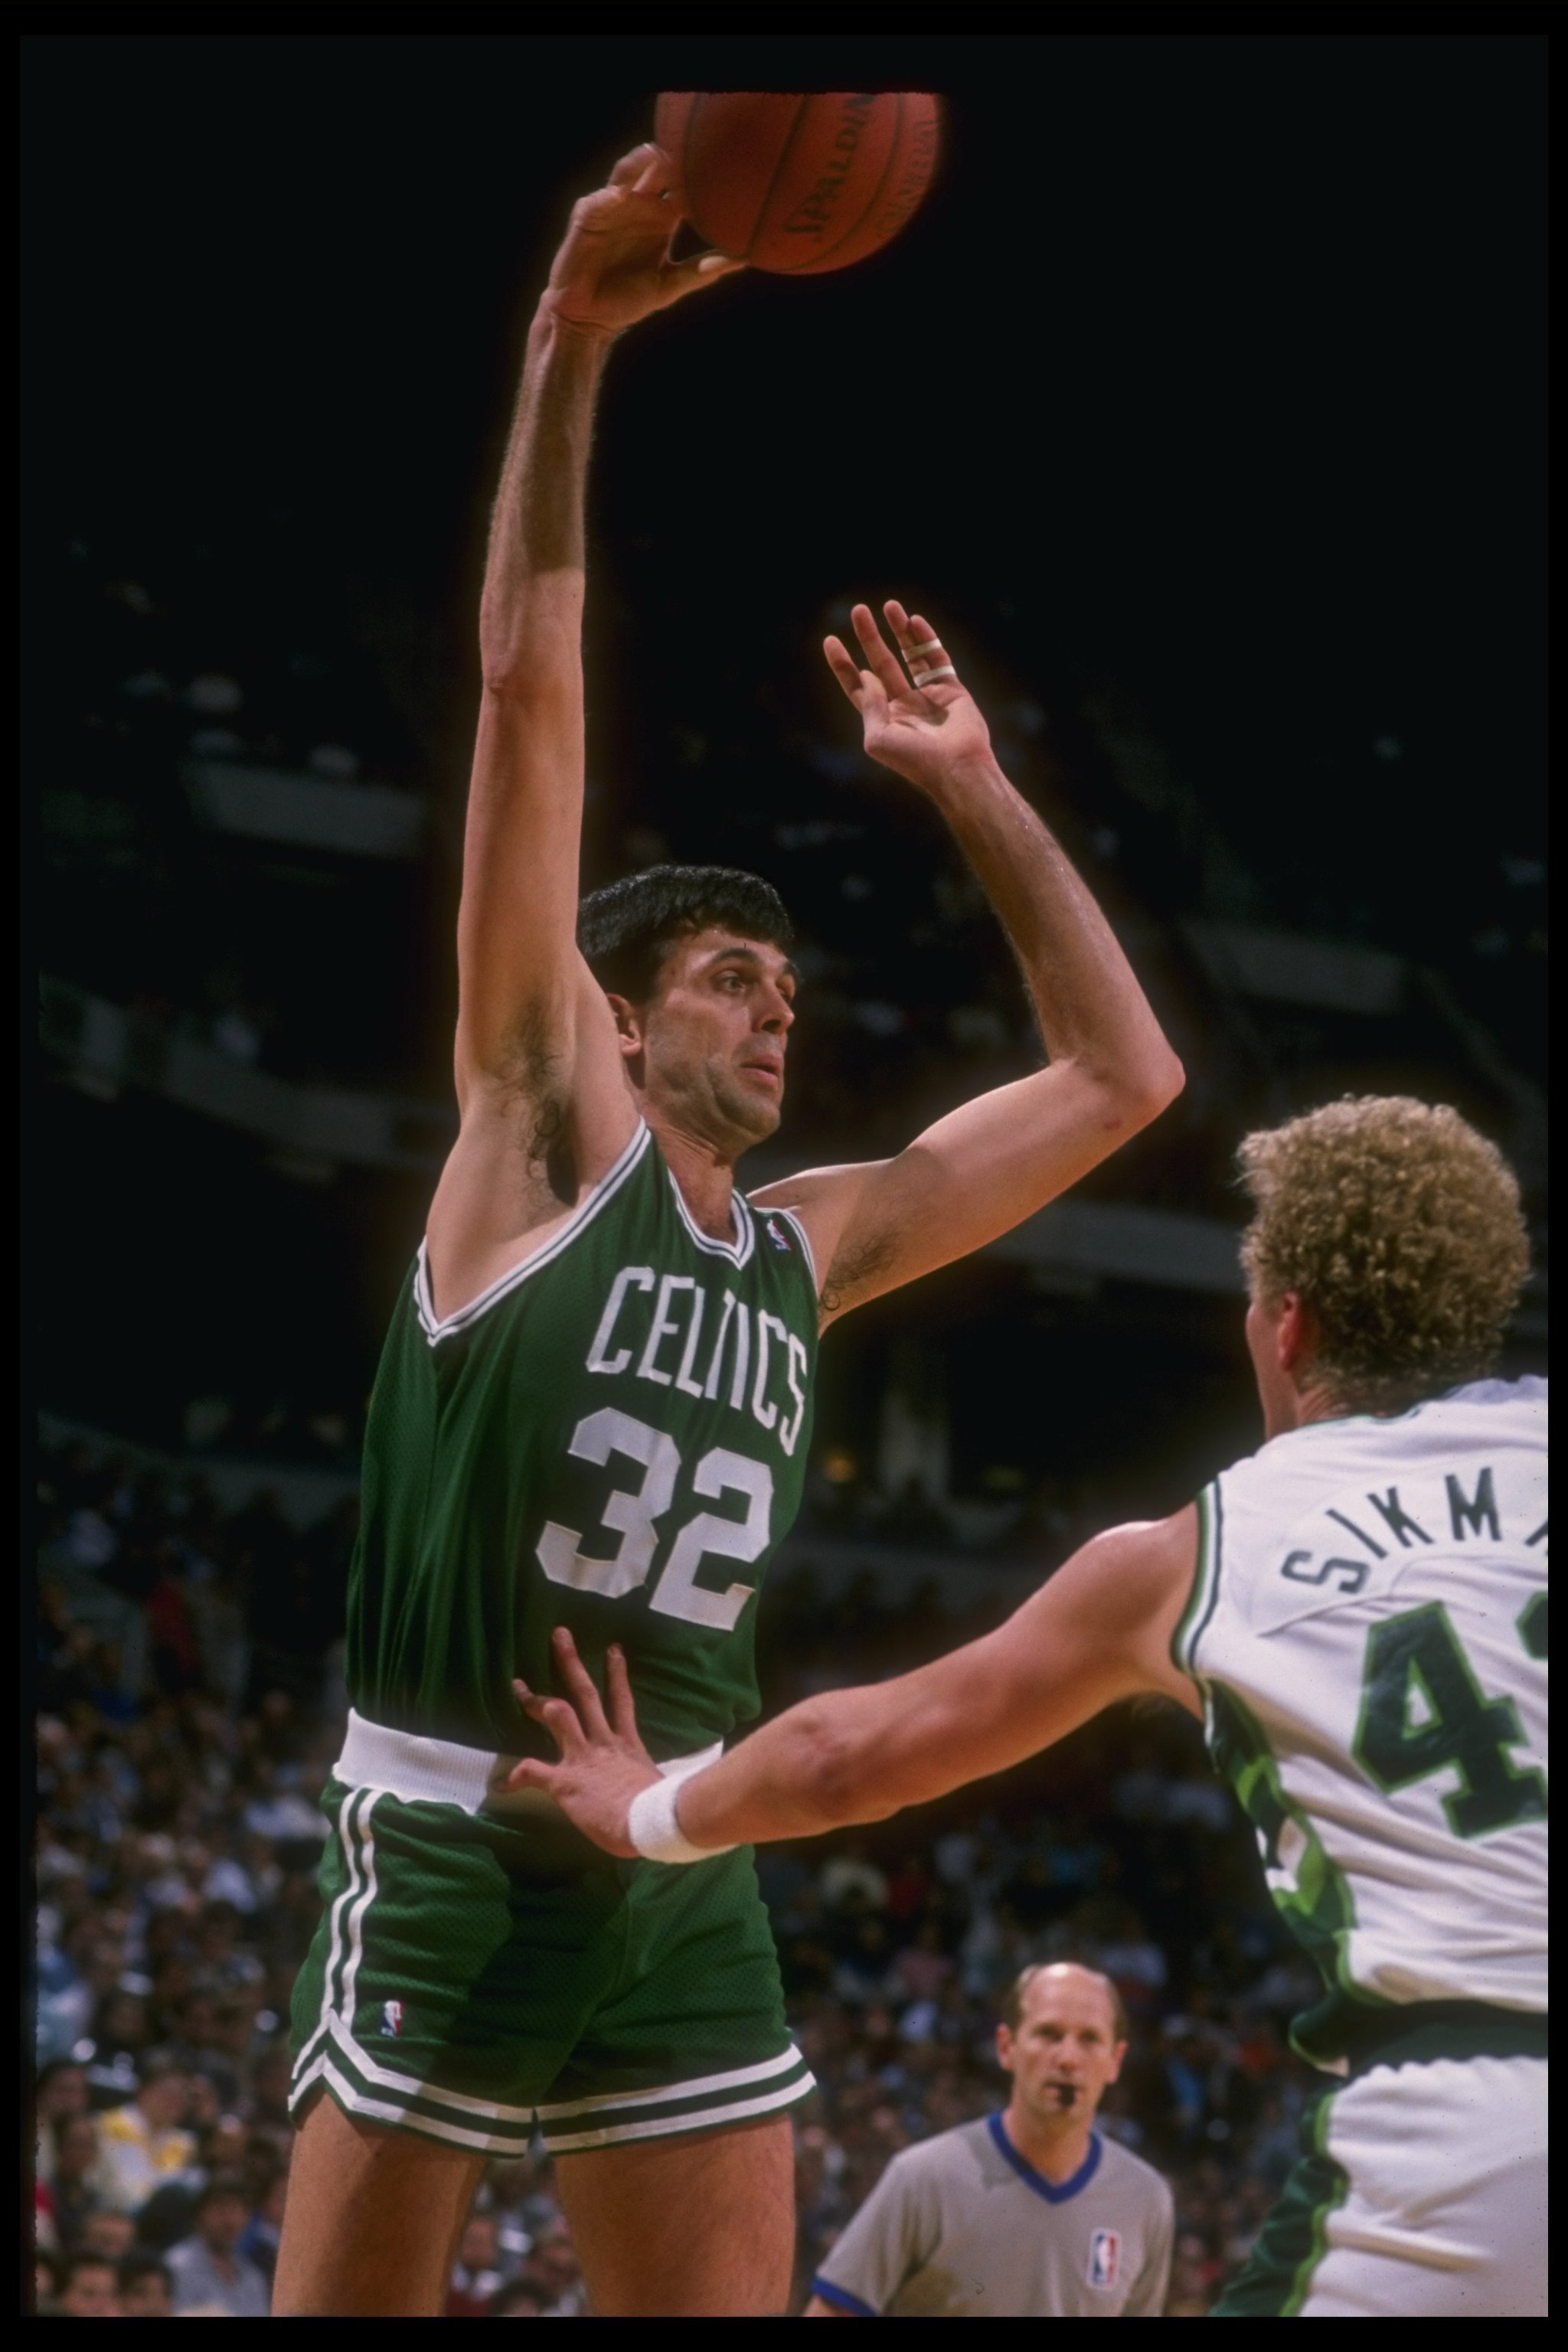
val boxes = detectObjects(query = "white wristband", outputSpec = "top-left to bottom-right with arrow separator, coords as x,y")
627,1770 -> 731,1865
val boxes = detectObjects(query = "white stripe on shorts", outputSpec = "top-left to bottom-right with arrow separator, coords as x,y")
534,2040 -> 805,2122
541,2069 -> 815,2155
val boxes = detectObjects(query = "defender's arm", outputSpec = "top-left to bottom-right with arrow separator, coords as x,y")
680,1508 -> 1200,1848
506,1508 -> 1202,1852
752,605 -> 1183,1323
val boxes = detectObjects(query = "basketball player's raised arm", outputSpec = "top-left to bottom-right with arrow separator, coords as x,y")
505,1508 -> 1200,1851
430,148 -> 738,1309
750,604 -> 1183,1322
453,145 -> 737,1107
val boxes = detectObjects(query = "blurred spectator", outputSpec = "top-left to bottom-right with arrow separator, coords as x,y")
446,2211 -> 507,2317
165,2171 -> 270,2318
34,2058 -> 90,2187
237,2148 -> 289,2286
524,2216 -> 590,2317
488,2277 -> 547,2316
78,2210 -> 136,2267
38,2118 -> 102,2253
118,2251 -> 174,2318
51,2249 -> 122,2317
88,2050 -> 197,2213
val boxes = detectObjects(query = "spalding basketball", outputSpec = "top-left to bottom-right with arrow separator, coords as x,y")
655,91 -> 939,276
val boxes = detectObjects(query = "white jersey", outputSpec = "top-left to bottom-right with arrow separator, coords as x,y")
1173,1377 -> 1547,2073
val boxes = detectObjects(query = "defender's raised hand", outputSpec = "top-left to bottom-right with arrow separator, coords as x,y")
506,1628 -> 661,1855
824,601 -> 994,792
545,144 -> 743,340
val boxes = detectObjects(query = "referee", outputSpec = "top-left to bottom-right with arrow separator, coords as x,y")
805,1963 -> 1173,2318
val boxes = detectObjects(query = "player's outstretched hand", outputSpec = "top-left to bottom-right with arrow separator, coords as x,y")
824,601 -> 995,793
545,144 -> 743,340
505,1627 -> 658,1856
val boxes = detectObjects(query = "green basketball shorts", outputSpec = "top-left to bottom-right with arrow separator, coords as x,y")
288,1721 -> 812,2159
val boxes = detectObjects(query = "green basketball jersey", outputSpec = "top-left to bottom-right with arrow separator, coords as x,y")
345,1123 -> 820,1762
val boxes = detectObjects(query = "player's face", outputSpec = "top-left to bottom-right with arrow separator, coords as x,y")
120,2272 -> 172,2318
998,1969 -> 1125,2128
630,930 -> 799,1152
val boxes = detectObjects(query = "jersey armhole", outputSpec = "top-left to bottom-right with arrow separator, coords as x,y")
415,1122 -> 650,1344
772,1206 -> 819,1295
1170,1478 -> 1223,1683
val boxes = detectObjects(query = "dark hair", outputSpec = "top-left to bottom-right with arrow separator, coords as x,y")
577,865 -> 793,1004
60,2252 -> 117,2287
198,2168 -> 250,2210
118,2253 -> 171,2292
488,2280 -> 546,2318
34,2056 -> 86,2090
137,2047 -> 186,2086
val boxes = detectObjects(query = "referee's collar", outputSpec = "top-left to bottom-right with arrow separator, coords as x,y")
987,2112 -> 1103,2203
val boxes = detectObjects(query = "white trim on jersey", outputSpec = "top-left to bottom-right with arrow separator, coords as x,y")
665,1158 -> 756,1269
413,1121 -> 652,1345
767,1204 -> 818,1292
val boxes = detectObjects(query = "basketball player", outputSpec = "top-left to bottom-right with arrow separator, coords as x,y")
273,143 -> 1183,2318
806,1962 -> 1174,2318
518,1096 -> 1547,2318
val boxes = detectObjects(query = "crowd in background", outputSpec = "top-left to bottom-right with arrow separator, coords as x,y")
34,1429 -> 1319,2318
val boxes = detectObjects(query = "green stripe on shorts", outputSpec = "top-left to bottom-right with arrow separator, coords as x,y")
1212,2082 -> 1348,2315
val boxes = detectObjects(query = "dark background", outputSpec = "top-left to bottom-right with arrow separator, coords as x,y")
28,28 -> 1546,1491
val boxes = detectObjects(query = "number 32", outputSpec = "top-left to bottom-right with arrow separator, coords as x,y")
534,1406 -> 772,1632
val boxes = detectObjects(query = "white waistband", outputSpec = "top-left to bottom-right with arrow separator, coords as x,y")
333,1707 -> 721,1818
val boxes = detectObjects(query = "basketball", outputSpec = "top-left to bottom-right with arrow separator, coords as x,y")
655,91 -> 939,276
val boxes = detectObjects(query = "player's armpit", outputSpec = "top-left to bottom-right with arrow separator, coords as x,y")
678,1510 -> 1202,1851
427,961 -> 635,1326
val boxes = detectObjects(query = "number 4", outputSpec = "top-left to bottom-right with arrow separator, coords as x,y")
1353,1601 -> 1547,1840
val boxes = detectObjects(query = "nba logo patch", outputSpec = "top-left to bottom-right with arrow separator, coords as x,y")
764,1216 -> 792,1253
381,2000 -> 404,2038
1087,2230 -> 1120,2290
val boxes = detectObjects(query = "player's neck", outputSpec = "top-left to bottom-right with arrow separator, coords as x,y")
1001,2097 -> 1096,2186
1267,1380 -> 1358,1439
647,1116 -> 742,1241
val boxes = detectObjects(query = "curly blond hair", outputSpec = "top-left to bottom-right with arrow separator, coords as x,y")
1237,1096 -> 1530,1411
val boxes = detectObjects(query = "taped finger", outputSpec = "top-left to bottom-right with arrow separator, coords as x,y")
904,635 -> 958,688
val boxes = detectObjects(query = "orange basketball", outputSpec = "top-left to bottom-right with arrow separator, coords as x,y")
655,90 -> 940,276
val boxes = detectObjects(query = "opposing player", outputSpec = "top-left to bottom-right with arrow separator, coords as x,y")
273,144 -> 1183,2318
518,1097 -> 1547,2318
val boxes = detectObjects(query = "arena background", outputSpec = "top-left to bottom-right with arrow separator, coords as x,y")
28,31 -> 1544,2318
